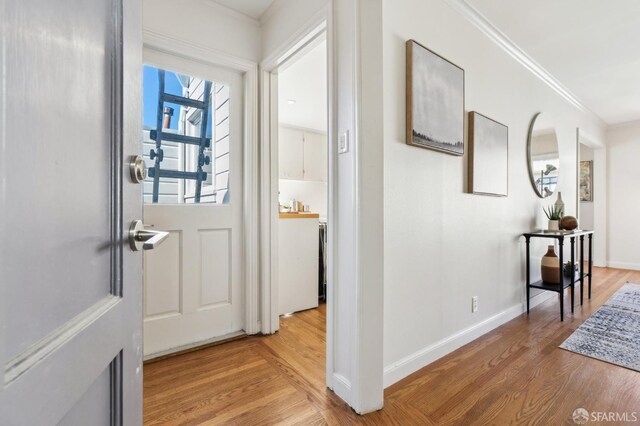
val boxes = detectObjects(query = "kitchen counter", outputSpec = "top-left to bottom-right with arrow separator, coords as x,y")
279,212 -> 320,219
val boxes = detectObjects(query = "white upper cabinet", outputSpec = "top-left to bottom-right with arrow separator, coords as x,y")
279,125 -> 327,182
279,126 -> 304,180
302,131 -> 327,182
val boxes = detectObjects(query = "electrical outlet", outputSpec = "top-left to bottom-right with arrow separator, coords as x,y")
472,296 -> 478,313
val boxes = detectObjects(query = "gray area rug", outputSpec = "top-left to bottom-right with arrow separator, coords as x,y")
560,283 -> 640,372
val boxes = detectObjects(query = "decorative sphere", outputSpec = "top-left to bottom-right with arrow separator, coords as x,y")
560,216 -> 578,230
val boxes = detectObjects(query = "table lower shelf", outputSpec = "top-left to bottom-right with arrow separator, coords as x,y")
528,273 -> 589,293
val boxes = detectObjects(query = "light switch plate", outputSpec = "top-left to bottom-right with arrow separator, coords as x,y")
339,131 -> 349,154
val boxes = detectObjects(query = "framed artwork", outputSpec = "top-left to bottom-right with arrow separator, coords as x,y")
579,160 -> 593,201
468,112 -> 508,196
406,39 -> 465,156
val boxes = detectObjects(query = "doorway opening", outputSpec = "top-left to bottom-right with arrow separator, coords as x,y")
577,129 -> 600,267
141,50 -> 246,360
276,38 -> 328,319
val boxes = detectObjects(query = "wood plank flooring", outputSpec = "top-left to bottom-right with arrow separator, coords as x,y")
144,267 -> 640,425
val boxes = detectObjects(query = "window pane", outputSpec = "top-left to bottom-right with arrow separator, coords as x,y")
142,65 -> 231,204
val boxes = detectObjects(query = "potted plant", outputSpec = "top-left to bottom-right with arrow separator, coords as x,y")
563,261 -> 579,280
543,205 -> 562,231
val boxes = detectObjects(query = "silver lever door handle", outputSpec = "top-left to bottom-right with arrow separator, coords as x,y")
129,220 -> 169,251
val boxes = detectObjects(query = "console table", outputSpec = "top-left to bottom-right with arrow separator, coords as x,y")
522,230 -> 593,321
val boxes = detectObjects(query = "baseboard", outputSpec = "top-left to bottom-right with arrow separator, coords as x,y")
383,291 -> 554,388
330,373 -> 352,405
607,261 -> 640,271
143,331 -> 246,362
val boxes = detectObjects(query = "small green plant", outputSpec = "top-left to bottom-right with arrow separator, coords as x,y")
543,204 -> 562,220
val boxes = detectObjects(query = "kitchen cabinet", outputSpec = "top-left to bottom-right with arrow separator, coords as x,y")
279,126 -> 327,182
279,126 -> 304,180
303,131 -> 327,182
278,213 -> 319,315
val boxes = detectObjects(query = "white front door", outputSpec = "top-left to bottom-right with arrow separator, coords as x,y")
1,0 -> 142,423
141,50 -> 244,357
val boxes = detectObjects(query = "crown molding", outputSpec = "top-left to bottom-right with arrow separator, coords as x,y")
606,118 -> 640,130
444,0 -> 606,128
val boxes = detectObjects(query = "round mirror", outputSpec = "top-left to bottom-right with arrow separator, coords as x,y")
527,112 -> 559,198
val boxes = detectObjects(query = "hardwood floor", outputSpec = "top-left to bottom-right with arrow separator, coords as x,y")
144,267 -> 640,425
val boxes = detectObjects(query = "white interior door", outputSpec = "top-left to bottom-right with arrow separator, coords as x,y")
141,50 -> 244,357
1,0 -> 142,423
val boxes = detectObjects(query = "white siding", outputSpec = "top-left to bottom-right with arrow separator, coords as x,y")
144,74 -> 231,204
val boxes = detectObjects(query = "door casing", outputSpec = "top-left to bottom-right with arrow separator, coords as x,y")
258,5 -> 336,392
143,31 -> 261,335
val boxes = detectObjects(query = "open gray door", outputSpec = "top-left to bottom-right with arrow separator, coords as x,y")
1,0 -> 142,424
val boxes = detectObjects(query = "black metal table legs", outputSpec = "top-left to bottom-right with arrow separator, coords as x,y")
525,236 -> 530,315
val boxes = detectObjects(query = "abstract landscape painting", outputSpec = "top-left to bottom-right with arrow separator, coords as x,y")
406,39 -> 464,155
468,112 -> 508,196
580,160 -> 593,201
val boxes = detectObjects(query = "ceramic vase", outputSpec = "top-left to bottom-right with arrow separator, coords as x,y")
541,245 -> 560,284
555,192 -> 565,217
548,220 -> 559,231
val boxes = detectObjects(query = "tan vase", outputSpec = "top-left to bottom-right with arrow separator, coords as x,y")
541,245 -> 560,284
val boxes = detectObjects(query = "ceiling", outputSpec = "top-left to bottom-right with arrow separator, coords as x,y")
468,0 -> 640,125
278,40 -> 327,132
209,0 -> 275,20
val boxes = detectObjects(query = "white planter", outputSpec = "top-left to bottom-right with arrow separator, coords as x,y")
548,220 -> 559,231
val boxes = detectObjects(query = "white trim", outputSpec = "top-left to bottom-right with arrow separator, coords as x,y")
257,6 -> 330,326
258,70 -> 280,334
383,291 -> 555,388
142,31 -> 261,335
257,0 -> 339,400
243,66 -> 260,334
607,261 -> 640,271
443,0 -> 606,128
331,373 -> 352,403
607,118 -> 640,129
276,25 -> 326,72
144,29 -> 256,73
324,0 -> 337,394
260,6 -> 330,68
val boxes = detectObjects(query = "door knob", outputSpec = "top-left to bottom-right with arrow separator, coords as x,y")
129,155 -> 147,183
129,220 -> 169,251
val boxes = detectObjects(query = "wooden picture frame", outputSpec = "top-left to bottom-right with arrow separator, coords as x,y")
468,111 -> 509,196
406,39 -> 465,156
579,160 -> 593,201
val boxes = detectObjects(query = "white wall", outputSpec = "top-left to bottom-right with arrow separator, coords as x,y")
606,120 -> 640,270
382,0 -> 606,386
143,0 -> 260,64
260,0 -> 329,63
279,180 -> 328,218
579,144 -> 594,230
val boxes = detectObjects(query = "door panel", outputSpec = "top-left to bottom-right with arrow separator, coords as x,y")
59,361 -> 112,426
200,230 -> 231,307
144,231 -> 182,317
4,0 -> 115,363
1,0 -> 142,423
